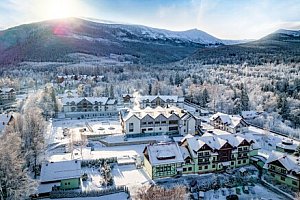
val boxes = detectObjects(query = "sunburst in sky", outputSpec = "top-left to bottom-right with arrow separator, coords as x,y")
1,0 -> 300,40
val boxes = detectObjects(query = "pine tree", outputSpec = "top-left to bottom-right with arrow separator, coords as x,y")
240,85 -> 249,111
233,98 -> 242,114
109,85 -> 114,98
202,88 -> 210,107
104,85 -> 109,97
278,94 -> 290,120
169,75 -> 174,85
148,84 -> 152,95
175,72 -> 181,86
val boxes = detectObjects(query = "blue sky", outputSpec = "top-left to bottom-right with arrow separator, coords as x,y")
1,0 -> 300,39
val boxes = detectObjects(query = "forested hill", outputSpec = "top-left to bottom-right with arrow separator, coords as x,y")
0,18 -> 227,66
187,29 -> 300,65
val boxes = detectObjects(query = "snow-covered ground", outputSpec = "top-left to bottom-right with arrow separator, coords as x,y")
204,184 -> 286,200
112,164 -> 152,194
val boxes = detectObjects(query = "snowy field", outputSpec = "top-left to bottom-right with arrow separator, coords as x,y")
45,117 -> 122,145
112,164 -> 152,194
204,184 -> 286,200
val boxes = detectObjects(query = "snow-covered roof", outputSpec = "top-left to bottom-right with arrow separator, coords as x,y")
0,87 -> 15,93
264,151 -> 300,174
62,97 -> 109,105
210,112 -> 246,128
0,113 -> 13,132
241,111 -> 259,119
40,160 -> 81,183
107,99 -> 117,105
139,95 -> 184,103
185,133 -> 253,155
122,105 -> 190,121
145,142 -> 184,165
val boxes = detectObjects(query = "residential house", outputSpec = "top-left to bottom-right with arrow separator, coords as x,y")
143,142 -> 184,179
210,112 -> 249,133
120,106 -> 201,138
39,160 -> 81,192
0,113 -> 14,134
0,88 -> 16,106
276,138 -> 298,154
139,95 -> 184,109
61,97 -> 118,119
143,133 -> 258,179
263,151 -> 300,189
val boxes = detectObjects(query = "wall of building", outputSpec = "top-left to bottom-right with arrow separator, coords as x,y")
60,178 -> 80,190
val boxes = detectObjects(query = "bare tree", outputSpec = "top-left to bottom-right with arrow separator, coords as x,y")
136,185 -> 186,200
0,132 -> 37,199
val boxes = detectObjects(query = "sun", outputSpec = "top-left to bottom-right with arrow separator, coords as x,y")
42,0 -> 82,19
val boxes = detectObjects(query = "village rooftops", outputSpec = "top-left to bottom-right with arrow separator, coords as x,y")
183,133 -> 254,157
264,151 -> 300,175
122,105 -> 189,121
40,160 -> 81,183
62,97 -> 110,105
0,87 -> 15,93
210,112 -> 246,128
139,95 -> 184,103
145,142 -> 184,165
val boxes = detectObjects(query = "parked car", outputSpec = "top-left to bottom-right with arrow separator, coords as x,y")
226,194 -> 239,200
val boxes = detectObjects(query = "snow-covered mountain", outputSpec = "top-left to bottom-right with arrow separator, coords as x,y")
0,17 -> 231,65
275,29 -> 300,37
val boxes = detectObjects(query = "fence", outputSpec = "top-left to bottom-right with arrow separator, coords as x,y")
49,185 -> 130,199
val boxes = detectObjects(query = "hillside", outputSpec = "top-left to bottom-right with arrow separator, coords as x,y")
0,18 -> 226,65
187,29 -> 300,65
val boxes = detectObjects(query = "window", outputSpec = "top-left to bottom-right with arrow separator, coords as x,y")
129,123 -> 134,132
199,152 -> 203,157
238,161 -> 241,164
204,165 -> 208,169
188,167 -> 192,171
204,152 -> 209,156
292,181 -> 298,186
243,147 -> 248,151
231,161 -> 234,165
142,122 -> 147,125
270,173 -> 275,177
243,160 -> 246,163
238,147 -> 242,151
213,157 -> 216,161
155,121 -> 160,124
169,120 -> 178,124
212,164 -> 216,168
148,128 -> 153,131
199,166 -> 202,170
280,169 -> 286,174
270,165 -> 275,170
231,155 -> 234,159
183,168 -> 187,172
148,122 -> 153,125
161,121 -> 167,124
142,129 -> 146,133
280,176 -> 285,181
169,126 -> 178,131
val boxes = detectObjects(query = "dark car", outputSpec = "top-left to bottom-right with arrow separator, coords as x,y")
226,194 -> 239,200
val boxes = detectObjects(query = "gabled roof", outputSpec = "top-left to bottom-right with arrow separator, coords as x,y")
139,95 -> 184,103
0,113 -> 13,132
62,97 -> 109,105
210,112 -> 247,128
40,160 -> 81,183
184,133 -> 253,155
264,151 -> 300,173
